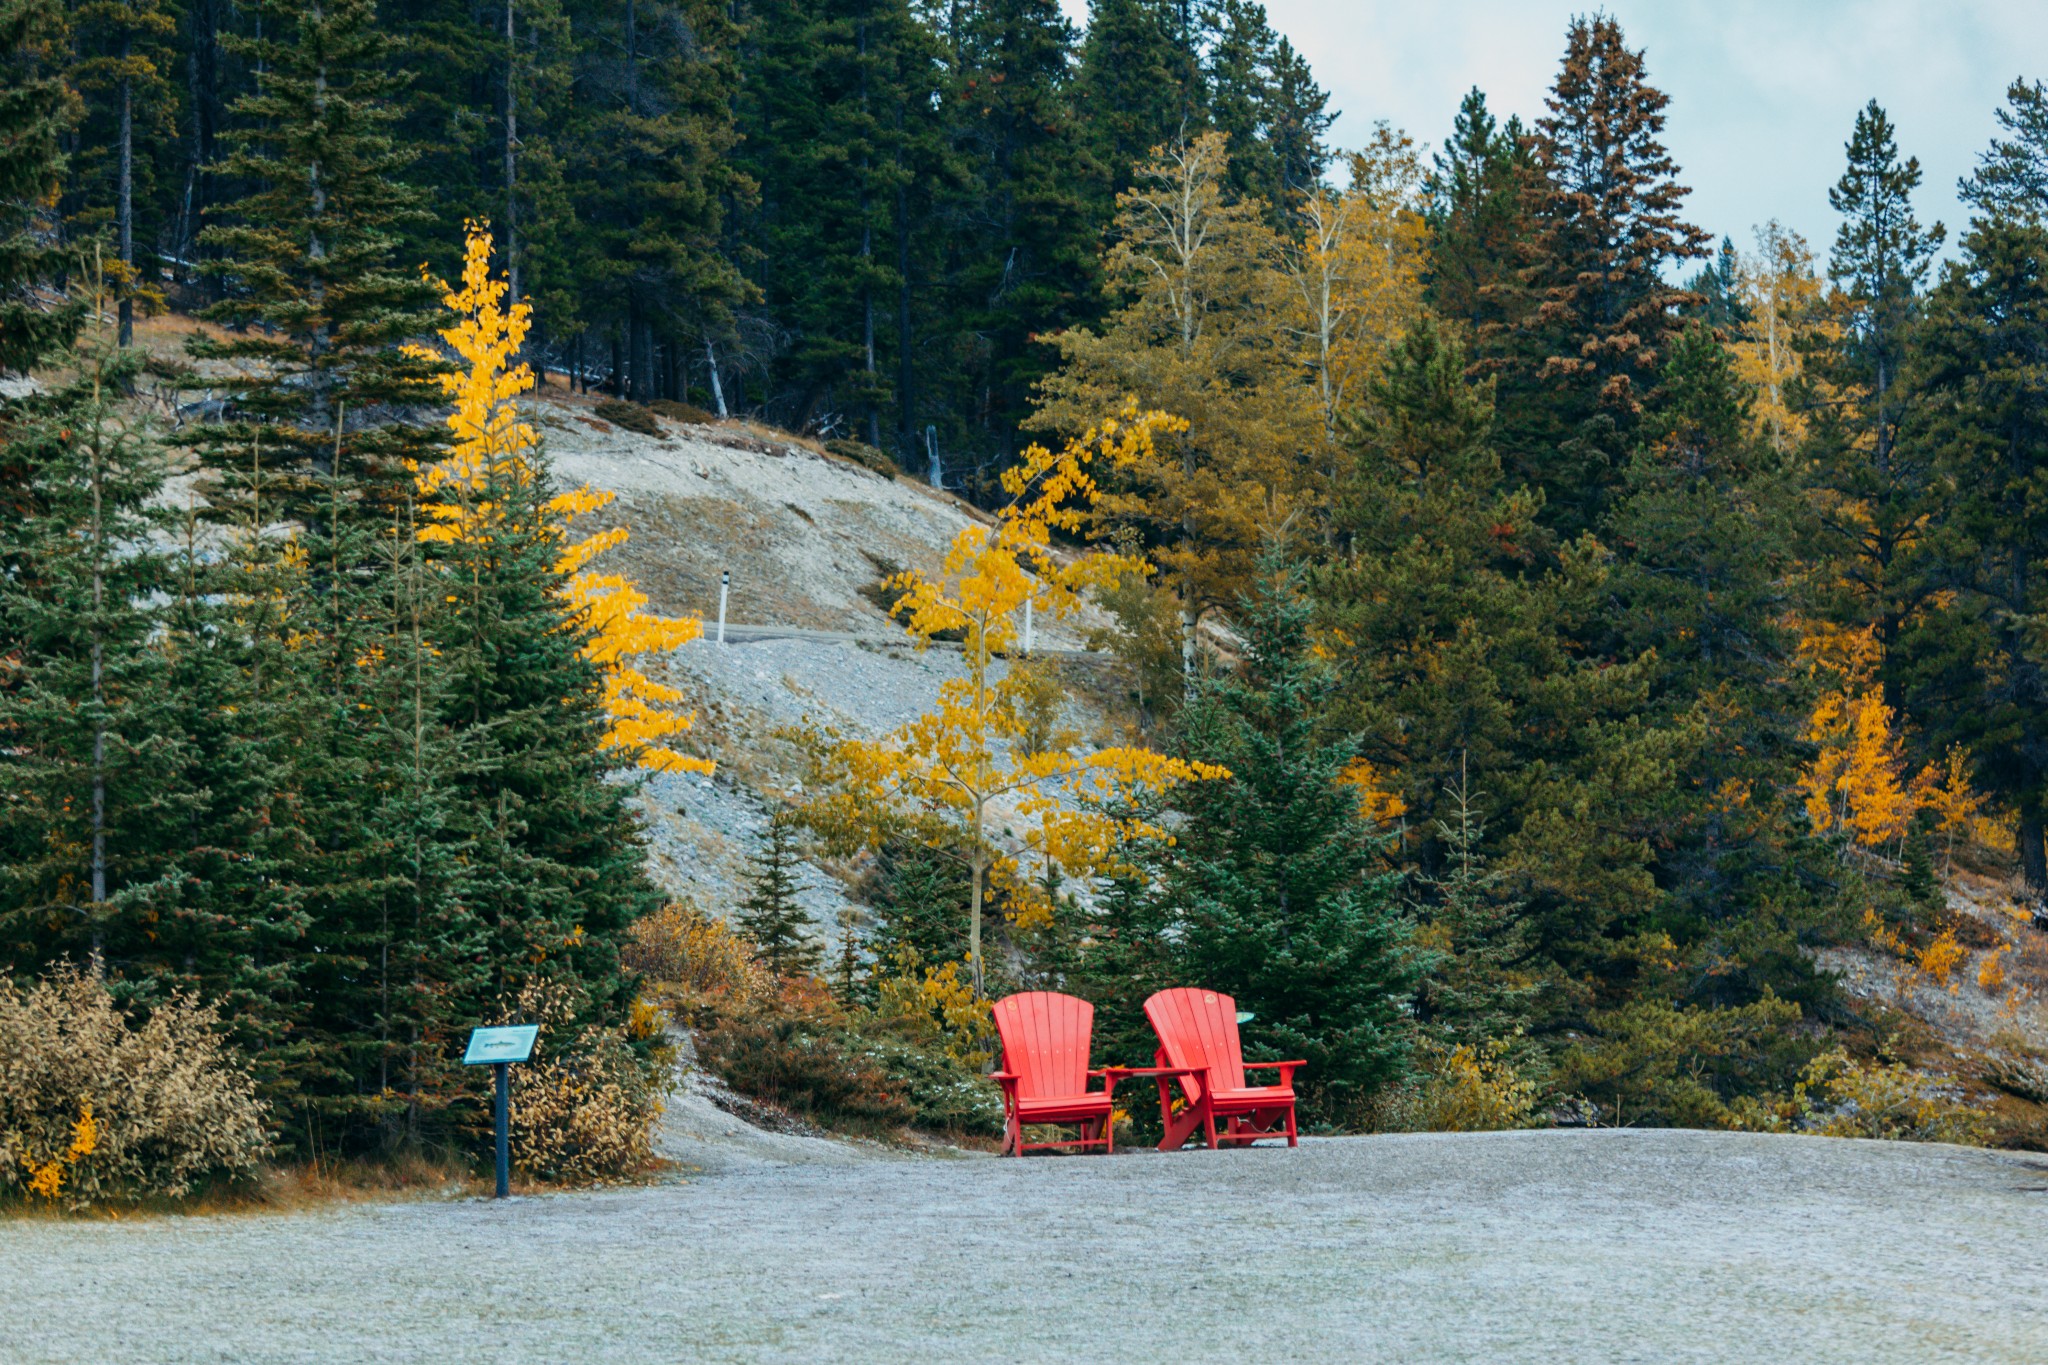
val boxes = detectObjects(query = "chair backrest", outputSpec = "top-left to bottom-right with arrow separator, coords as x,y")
992,991 -> 1095,1100
1145,988 -> 1247,1104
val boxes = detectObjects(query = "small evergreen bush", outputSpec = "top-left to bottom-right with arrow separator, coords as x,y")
592,398 -> 665,437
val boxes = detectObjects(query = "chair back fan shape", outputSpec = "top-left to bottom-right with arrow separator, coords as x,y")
994,991 -> 1094,1100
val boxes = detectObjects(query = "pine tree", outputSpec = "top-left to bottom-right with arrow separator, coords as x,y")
863,832 -> 971,975
1423,87 -> 1535,336
736,812 -> 822,978
932,0 -> 1101,473
0,0 -> 82,376
1492,16 -> 1709,539
1312,316 -> 1672,1012
1686,235 -> 1747,330
1074,0 -> 1201,202
1411,760 -> 1535,1047
1904,169 -> 2048,894
1607,323 -> 1822,1009
1804,101 -> 1946,682
1169,548 -> 1415,1117
63,0 -> 178,344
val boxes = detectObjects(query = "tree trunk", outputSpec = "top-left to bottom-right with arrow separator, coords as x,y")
2023,812 -> 2047,902
704,337 -> 727,416
503,0 -> 519,302
894,107 -> 913,459
117,65 -> 133,347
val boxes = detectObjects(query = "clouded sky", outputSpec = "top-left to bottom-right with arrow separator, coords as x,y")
1061,1 -> 2048,266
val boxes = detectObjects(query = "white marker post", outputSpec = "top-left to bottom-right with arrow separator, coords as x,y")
717,570 -> 730,646
464,1024 -> 539,1198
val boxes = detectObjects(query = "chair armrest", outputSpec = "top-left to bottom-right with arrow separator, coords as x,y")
1241,1060 -> 1307,1071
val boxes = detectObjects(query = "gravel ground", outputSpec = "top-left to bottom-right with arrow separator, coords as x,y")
7,1127 -> 2047,1363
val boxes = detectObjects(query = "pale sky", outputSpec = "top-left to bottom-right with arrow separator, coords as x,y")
1062,0 -> 2048,267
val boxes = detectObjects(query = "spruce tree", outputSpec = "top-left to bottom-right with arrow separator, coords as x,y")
1607,323 -> 1823,1009
1411,762 -> 1535,1048
0,0 -> 82,376
863,831 -> 971,974
1493,16 -> 1709,539
1904,178 -> 2048,894
0,332 -> 179,975
1169,549 -> 1416,1117
934,0 -> 1102,470
736,812 -> 822,978
1423,87 -> 1535,335
1074,0 -> 1200,200
1804,101 -> 1946,681
1313,318 -> 1675,1013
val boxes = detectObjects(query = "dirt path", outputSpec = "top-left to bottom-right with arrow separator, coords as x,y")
7,1126 -> 2046,1363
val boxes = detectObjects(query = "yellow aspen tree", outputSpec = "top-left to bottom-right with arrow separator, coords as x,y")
1030,131 -> 1315,666
1281,124 -> 1430,444
812,405 -> 1226,995
413,223 -> 712,774
1731,221 -> 1830,450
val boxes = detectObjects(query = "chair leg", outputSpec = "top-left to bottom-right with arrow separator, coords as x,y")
1286,1105 -> 1297,1147
1202,1104 -> 1219,1150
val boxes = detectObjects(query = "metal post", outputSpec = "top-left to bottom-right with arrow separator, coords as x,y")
1022,597 -> 1033,655
717,570 -> 729,646
494,1061 -> 510,1198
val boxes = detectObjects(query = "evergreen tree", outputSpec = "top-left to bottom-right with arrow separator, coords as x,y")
931,0 -> 1101,474
0,0 -> 82,375
1607,323 -> 1822,1010
736,811 -> 822,978
1169,549 -> 1416,1118
1686,235 -> 1747,330
1804,101 -> 1946,681
1904,190 -> 2048,894
63,0 -> 178,344
862,830 -> 971,976
1493,16 -> 1709,539
1074,0 -> 1199,201
1423,87 -> 1535,335
1312,317 -> 1674,1016
1411,761 -> 1535,1047
0,331 -> 182,975
1197,0 -> 1327,216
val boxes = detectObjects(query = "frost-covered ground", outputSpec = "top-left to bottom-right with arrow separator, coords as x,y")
8,1127 -> 2048,1363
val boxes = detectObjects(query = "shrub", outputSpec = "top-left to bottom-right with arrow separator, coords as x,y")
0,963 -> 270,1207
696,1014 -> 915,1130
852,1035 -> 1002,1136
648,398 -> 716,425
624,901 -> 770,1019
500,979 -> 671,1184
824,438 -> 897,476
1378,1036 -> 1541,1132
1554,994 -> 1810,1128
592,398 -> 664,437
871,952 -> 998,1072
1789,1048 -> 1991,1145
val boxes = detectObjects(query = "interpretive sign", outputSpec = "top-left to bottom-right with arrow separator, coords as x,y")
463,1024 -> 539,1198
463,1025 -> 539,1066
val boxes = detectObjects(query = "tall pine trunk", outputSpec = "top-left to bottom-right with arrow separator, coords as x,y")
117,57 -> 134,347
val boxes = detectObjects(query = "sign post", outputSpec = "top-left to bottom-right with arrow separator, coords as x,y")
463,1024 -> 539,1198
717,570 -> 729,646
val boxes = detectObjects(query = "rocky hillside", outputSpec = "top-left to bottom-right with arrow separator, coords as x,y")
527,384 -> 1124,947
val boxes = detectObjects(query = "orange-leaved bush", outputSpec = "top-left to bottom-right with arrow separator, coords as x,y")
411,223 -> 712,775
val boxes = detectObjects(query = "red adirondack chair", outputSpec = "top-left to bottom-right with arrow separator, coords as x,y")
1144,988 -> 1304,1151
990,991 -> 1125,1156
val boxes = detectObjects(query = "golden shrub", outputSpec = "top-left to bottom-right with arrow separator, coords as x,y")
1979,949 -> 2008,994
1376,1036 -> 1541,1133
499,979 -> 670,1185
870,952 -> 999,1072
0,963 -> 270,1207
623,901 -> 771,1012
1790,1048 -> 1990,1145
1917,931 -> 1967,990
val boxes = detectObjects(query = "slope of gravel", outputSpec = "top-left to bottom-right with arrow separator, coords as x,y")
8,1129 -> 2047,1363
